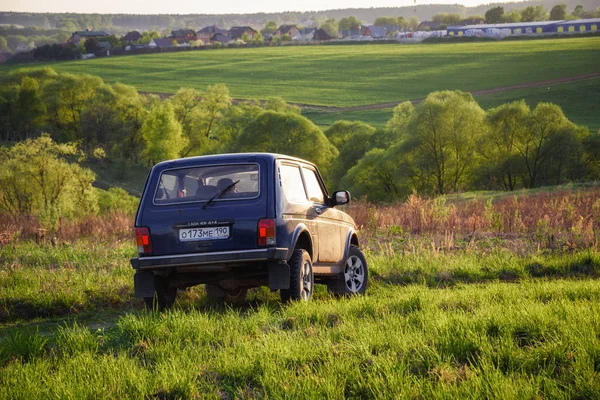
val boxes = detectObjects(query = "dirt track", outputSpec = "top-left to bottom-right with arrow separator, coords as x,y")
291,72 -> 600,112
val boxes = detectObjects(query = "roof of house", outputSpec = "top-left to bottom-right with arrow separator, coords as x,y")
448,21 -> 561,30
313,28 -> 333,40
123,31 -> 142,41
277,25 -> 298,35
229,26 -> 257,39
556,18 -> 600,25
298,27 -> 315,35
97,41 -> 112,49
365,25 -> 386,38
211,33 -> 231,42
170,29 -> 197,38
73,30 -> 109,37
418,21 -> 443,29
198,25 -> 228,35
152,38 -> 177,48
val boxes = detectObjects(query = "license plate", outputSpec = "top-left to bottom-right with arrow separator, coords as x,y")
179,226 -> 230,242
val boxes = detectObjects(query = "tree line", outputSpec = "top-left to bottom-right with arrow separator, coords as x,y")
1,67 -> 598,207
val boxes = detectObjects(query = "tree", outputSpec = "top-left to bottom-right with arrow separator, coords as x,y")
262,20 -> 278,34
252,32 -> 264,46
407,16 -> 420,31
401,91 -> 486,195
241,32 -> 250,43
374,16 -> 397,26
485,6 -> 504,23
479,101 -> 530,190
340,148 -> 401,202
141,100 -> 187,165
0,36 -> 9,52
320,19 -> 339,38
15,76 -> 45,140
501,10 -> 522,23
235,110 -> 338,177
521,5 -> 547,22
572,5 -> 584,17
550,4 -> 567,20
181,83 -> 231,157
325,121 -> 375,188
386,101 -> 415,141
339,16 -> 361,31
0,135 -> 98,225
432,13 -> 462,25
514,103 -> 569,188
263,97 -> 300,114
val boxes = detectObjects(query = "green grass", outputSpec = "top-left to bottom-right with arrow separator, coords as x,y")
3,37 -> 599,108
304,78 -> 600,131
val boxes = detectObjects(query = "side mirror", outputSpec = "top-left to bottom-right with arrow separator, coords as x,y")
332,190 -> 351,206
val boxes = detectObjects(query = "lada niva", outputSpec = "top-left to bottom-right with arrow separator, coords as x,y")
130,153 -> 368,308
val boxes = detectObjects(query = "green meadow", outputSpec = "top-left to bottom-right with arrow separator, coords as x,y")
1,240 -> 600,398
3,37 -> 599,108
305,78 -> 600,131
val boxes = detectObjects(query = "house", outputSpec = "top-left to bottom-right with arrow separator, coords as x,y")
447,21 -> 560,36
555,18 -> 600,33
148,38 -> 178,48
296,27 -> 315,41
15,43 -> 30,52
210,33 -> 231,43
312,28 -> 333,42
229,26 -> 257,40
67,30 -> 110,45
97,41 -> 112,50
276,25 -> 300,39
461,18 -> 485,26
169,29 -> 198,41
122,31 -> 142,43
381,24 -> 400,34
197,25 -> 228,42
363,25 -> 387,38
417,21 -> 443,31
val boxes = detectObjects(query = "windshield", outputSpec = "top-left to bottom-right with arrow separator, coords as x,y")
154,163 -> 259,205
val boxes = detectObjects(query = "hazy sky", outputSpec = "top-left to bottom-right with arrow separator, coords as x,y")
2,0 -> 510,15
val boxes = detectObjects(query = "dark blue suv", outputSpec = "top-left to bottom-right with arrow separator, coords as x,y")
131,153 -> 368,307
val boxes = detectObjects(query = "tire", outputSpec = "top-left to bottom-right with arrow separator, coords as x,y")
329,245 -> 368,296
144,276 -> 177,310
280,249 -> 313,302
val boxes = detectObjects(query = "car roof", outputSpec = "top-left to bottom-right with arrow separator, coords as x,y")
153,153 -> 317,169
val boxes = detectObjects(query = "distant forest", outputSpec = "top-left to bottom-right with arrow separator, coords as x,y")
2,0 -> 599,33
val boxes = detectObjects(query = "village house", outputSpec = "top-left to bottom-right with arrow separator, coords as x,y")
122,31 -> 142,43
210,33 -> 231,43
275,25 -> 300,39
197,25 -> 228,42
67,30 -> 110,45
148,38 -> 178,48
169,29 -> 198,41
312,28 -> 333,42
229,26 -> 258,40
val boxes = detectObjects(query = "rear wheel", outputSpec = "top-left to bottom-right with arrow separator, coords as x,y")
280,249 -> 313,302
144,276 -> 177,310
328,246 -> 368,296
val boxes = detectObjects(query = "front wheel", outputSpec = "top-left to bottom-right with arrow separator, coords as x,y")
280,249 -> 313,302
328,245 -> 368,296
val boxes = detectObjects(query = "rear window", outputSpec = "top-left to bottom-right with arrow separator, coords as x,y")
154,164 -> 260,205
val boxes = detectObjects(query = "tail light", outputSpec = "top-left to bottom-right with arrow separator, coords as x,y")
135,227 -> 152,255
258,219 -> 275,246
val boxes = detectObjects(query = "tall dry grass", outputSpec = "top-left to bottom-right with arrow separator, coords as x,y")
346,187 -> 600,252
0,212 -> 133,245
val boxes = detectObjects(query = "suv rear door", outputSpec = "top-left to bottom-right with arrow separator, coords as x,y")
139,159 -> 270,256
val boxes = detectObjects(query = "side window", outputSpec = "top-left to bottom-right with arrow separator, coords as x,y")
280,164 -> 307,203
302,167 -> 325,204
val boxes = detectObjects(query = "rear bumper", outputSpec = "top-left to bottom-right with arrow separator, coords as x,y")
130,248 -> 289,270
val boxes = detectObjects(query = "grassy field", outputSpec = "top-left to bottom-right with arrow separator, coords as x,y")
4,37 -> 599,108
305,78 -> 600,131
1,186 -> 599,397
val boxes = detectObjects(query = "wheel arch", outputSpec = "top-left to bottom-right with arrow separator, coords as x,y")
289,224 -> 314,261
342,229 -> 360,261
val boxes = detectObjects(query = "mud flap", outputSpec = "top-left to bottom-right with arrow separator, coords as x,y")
268,263 -> 290,290
134,270 -> 156,298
